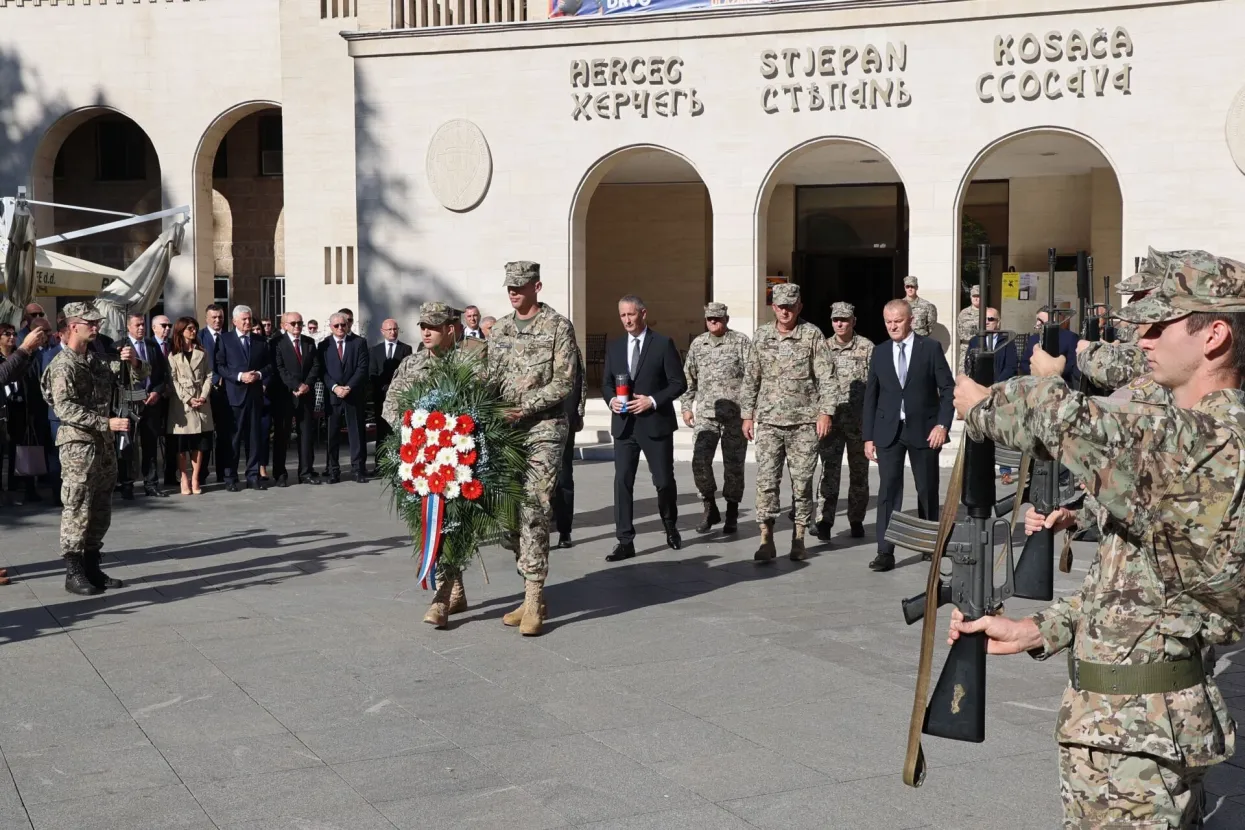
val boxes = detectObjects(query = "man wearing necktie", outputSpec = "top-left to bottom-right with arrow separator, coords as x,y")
151,315 -> 180,488
461,306 -> 485,339
272,311 -> 323,486
368,319 -> 412,475
319,311 -> 369,483
214,305 -> 272,491
964,307 -> 1018,482
116,313 -> 169,498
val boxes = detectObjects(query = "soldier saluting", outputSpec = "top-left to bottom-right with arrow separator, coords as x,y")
948,251 -> 1245,828
41,301 -> 146,596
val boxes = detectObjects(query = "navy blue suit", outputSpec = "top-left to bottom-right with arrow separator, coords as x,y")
319,334 -> 369,478
214,329 -> 272,483
965,332 -> 1020,381
198,327 -> 233,485
1019,327 -> 1081,387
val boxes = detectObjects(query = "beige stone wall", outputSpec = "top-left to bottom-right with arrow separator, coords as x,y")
585,183 -> 711,351
765,184 -> 794,279
1091,167 -> 1124,292
1006,174 -> 1093,274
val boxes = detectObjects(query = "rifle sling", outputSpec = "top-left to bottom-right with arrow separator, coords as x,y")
903,441 -> 967,788
1068,650 -> 1205,695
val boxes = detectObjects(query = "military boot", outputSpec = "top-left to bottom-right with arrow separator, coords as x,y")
814,519 -> 834,541
723,502 -> 739,534
754,522 -> 776,562
448,574 -> 468,615
503,585 -> 547,627
84,551 -> 124,590
790,525 -> 809,561
695,498 -> 720,533
520,581 -> 546,636
64,554 -> 103,597
423,580 -> 453,629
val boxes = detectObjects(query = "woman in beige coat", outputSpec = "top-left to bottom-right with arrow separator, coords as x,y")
168,317 -> 215,495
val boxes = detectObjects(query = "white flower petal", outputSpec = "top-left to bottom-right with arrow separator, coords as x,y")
411,409 -> 429,427
398,462 -> 414,481
455,465 -> 473,483
413,478 -> 430,496
443,481 -> 460,500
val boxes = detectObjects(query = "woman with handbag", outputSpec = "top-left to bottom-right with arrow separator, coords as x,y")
0,322 -> 50,507
167,317 -> 214,495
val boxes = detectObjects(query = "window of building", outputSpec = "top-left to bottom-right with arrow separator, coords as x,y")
213,137 -> 229,179
213,276 -> 231,319
96,121 -> 148,182
260,276 -> 286,323
259,114 -> 283,177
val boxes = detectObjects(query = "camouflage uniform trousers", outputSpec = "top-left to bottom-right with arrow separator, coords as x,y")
691,416 -> 747,504
60,440 -> 117,557
1059,744 -> 1205,829
512,416 -> 569,582
754,423 -> 819,526
816,417 -> 868,525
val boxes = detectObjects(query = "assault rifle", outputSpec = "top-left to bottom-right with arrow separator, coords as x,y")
112,308 -> 143,454
1100,276 -> 1116,343
896,243 -> 1016,787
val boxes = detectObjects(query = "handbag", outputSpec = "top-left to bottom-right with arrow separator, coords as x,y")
14,419 -> 47,478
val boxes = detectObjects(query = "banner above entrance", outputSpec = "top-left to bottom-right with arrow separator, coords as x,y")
551,0 -> 797,17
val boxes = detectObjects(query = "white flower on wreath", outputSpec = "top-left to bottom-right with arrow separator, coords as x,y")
413,478 -> 431,496
426,429 -> 446,448
451,433 -> 475,452
443,481 -> 461,500
400,425 -> 412,445
454,465 -> 473,483
435,447 -> 458,467
410,409 -> 429,428
398,461 -> 414,482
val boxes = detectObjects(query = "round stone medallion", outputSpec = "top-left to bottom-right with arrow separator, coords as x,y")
425,119 -> 492,212
1228,86 -> 1245,175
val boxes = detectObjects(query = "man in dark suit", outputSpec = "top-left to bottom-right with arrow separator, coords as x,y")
272,311 -> 322,486
601,295 -> 687,561
963,307 -> 1019,381
198,303 -> 231,487
214,305 -> 272,491
1018,307 -> 1081,386
369,318 -> 412,474
863,299 -> 955,572
320,311 -> 369,483
117,312 -> 170,499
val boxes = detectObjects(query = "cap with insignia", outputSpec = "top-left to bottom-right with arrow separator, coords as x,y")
771,283 -> 800,306
419,302 -> 454,326
1117,247 -> 1171,295
704,302 -> 728,318
903,275 -> 919,288
831,302 -> 855,319
62,301 -> 103,322
1117,251 -> 1245,324
503,261 -> 540,287
969,285 -> 981,297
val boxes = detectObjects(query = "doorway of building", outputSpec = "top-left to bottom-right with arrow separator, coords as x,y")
795,252 -> 897,343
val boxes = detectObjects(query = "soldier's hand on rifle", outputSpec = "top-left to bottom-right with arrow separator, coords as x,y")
119,346 -> 136,364
1075,339 -> 1092,355
864,440 -> 876,462
947,607 -> 1043,655
815,413 -> 831,440
742,419 -> 754,441
1029,345 -> 1065,379
926,424 -> 947,449
682,411 -> 694,427
108,417 -> 131,433
1023,506 -> 1076,536
953,375 -> 990,419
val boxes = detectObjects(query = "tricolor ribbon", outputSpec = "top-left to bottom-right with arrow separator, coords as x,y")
417,493 -> 446,590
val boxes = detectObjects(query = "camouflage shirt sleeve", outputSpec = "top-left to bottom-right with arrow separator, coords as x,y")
1029,593 -> 1083,659
521,317 -> 574,417
813,335 -> 839,415
740,337 -> 761,422
682,341 -> 698,416
47,364 -> 111,435
1077,341 -> 1148,390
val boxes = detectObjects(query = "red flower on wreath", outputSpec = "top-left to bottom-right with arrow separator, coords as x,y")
455,414 -> 476,435
402,480 -> 416,494
427,470 -> 447,494
412,463 -> 426,479
403,410 -> 414,428
422,445 -> 439,463
399,443 -> 419,464
426,411 -> 447,430
458,449 -> 478,467
461,480 -> 483,501
409,427 -> 427,448
437,430 -> 453,448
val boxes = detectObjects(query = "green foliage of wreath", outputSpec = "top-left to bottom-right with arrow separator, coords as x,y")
376,351 -> 531,574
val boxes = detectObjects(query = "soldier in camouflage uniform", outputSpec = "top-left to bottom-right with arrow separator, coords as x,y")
955,285 -> 981,374
487,261 -> 576,637
41,302 -> 146,596
682,302 -> 752,535
949,250 -> 1245,829
815,302 -> 872,541
1077,247 -> 1171,393
903,275 -> 938,337
741,283 -> 838,562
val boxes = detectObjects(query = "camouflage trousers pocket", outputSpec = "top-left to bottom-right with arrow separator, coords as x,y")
1059,744 -> 1205,830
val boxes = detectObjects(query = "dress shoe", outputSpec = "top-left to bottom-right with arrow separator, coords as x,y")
276,475 -> 289,488
556,534 -> 572,549
354,473 -> 369,484
327,474 -> 341,484
144,486 -> 167,498
252,479 -> 268,491
869,552 -> 896,572
120,484 -> 135,501
226,482 -> 242,492
606,542 -> 635,562
665,528 -> 682,550
299,476 -> 322,486
850,521 -> 865,538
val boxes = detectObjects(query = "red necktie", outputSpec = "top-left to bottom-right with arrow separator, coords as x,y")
337,340 -> 344,363
161,341 -> 169,357
294,337 -> 302,362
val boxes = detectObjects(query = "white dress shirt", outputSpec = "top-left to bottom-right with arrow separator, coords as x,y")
892,331 -> 915,420
384,339 -> 397,360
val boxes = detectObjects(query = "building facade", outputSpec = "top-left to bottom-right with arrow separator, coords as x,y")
3,0 -> 1244,350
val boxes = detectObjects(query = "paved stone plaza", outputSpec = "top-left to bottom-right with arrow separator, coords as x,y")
0,462 -> 1243,830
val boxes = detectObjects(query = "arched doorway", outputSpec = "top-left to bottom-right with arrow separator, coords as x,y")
570,146 -> 712,386
955,129 -> 1123,340
757,139 -> 907,343
193,102 -> 284,317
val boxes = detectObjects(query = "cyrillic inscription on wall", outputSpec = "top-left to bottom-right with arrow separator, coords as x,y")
570,58 -> 704,120
977,28 -> 1133,103
759,43 -> 911,113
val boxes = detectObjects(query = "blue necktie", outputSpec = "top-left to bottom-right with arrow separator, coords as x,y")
241,334 -> 250,364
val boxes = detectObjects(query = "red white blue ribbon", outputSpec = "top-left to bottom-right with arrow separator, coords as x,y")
417,494 -> 445,590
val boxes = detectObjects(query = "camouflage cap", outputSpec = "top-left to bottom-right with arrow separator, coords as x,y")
1117,247 -> 1170,295
61,301 -> 103,322
419,302 -> 454,326
969,285 -> 981,297
503,261 -> 540,287
704,302 -> 728,318
1116,252 -> 1245,324
831,302 -> 855,319
771,283 -> 800,306
903,275 -> 919,288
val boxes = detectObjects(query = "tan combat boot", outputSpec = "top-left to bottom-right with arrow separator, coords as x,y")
754,521 -> 776,562
503,584 -> 547,627
422,580 -> 453,629
790,524 -> 808,561
448,574 -> 468,614
520,581 -> 546,636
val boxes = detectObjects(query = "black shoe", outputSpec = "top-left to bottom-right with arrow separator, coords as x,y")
251,479 -> 268,491
299,476 -> 322,486
814,520 -> 834,541
665,528 -> 682,551
723,502 -> 739,534
327,473 -> 341,484
869,552 -> 896,572
120,484 -> 135,501
606,542 -> 635,562
85,551 -> 124,590
64,554 -> 103,596
226,482 -> 242,492
850,521 -> 865,538
144,486 -> 167,498
276,476 -> 289,488
556,534 -> 572,549
355,474 -> 369,484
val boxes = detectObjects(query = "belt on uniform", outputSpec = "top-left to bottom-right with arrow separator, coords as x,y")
1068,650 -> 1205,695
